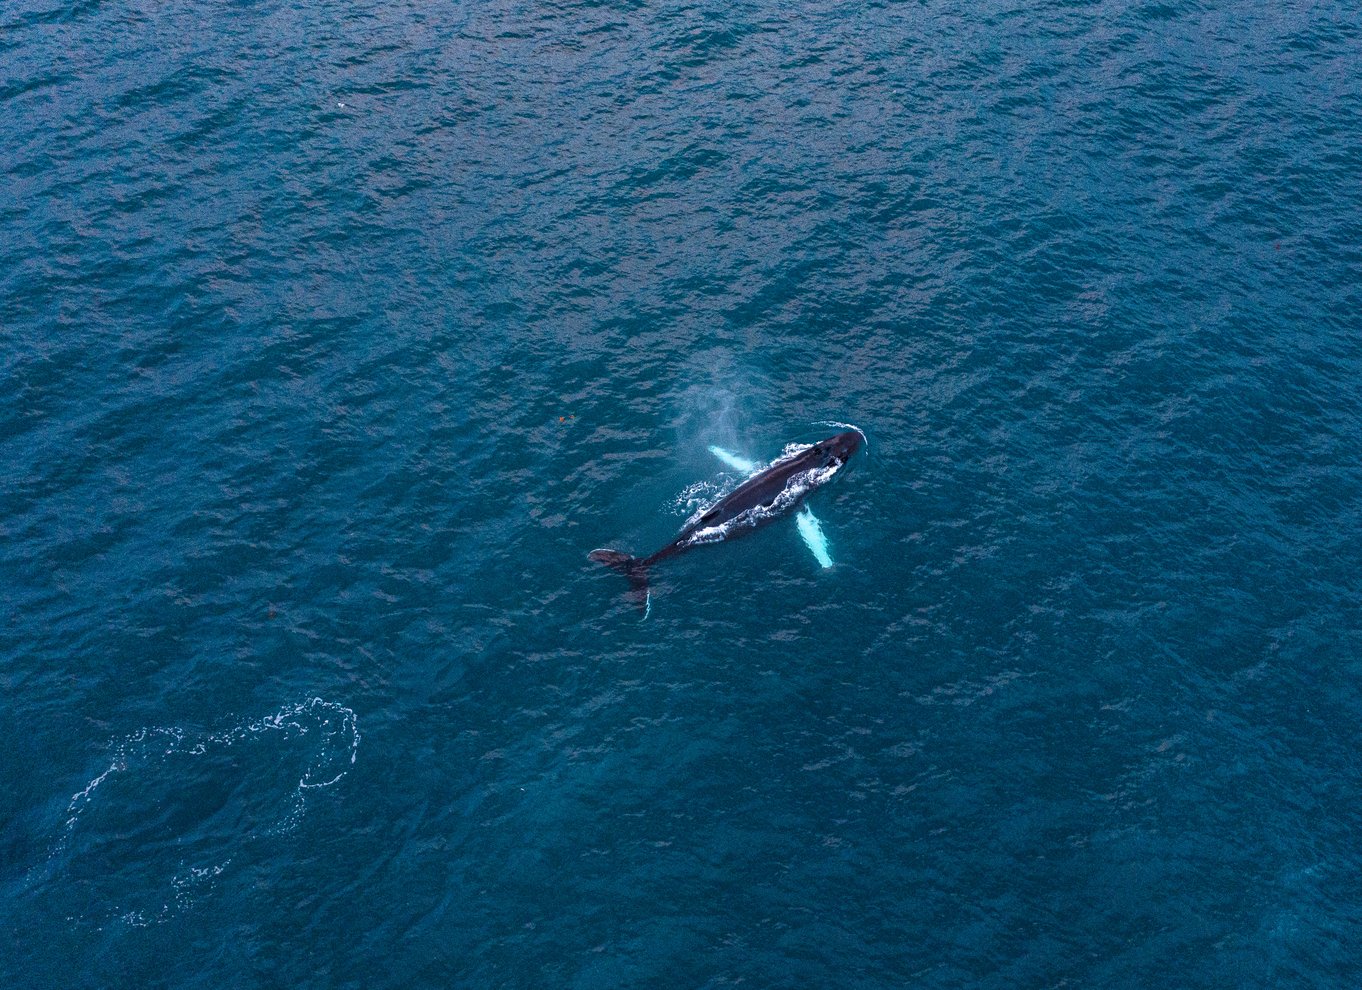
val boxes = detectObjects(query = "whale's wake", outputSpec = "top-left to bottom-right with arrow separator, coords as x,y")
33,697 -> 359,927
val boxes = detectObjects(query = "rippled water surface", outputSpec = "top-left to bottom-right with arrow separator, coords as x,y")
3,0 -> 1361,986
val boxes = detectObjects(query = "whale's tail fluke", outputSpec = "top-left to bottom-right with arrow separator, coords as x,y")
588,549 -> 651,612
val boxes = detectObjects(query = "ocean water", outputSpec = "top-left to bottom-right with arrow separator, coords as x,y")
3,0 -> 1361,986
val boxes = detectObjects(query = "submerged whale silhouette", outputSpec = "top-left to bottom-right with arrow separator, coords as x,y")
589,430 -> 863,608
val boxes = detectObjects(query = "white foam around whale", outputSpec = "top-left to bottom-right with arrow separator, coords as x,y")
815,421 -> 867,447
673,478 -> 729,524
683,462 -> 841,548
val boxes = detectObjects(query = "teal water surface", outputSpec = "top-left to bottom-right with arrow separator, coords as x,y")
3,0 -> 1361,986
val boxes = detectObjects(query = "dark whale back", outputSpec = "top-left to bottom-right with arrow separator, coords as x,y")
651,445 -> 829,562
588,430 -> 863,609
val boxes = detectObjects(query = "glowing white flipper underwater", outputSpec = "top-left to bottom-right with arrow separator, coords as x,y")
708,446 -> 835,568
795,506 -> 833,568
707,445 -> 758,474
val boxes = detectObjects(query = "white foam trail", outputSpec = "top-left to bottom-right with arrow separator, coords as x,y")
37,697 -> 360,927
796,507 -> 834,568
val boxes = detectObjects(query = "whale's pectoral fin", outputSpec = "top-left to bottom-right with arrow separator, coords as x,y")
796,506 -> 834,568
708,445 -> 759,475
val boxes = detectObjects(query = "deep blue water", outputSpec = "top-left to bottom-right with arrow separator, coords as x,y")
3,0 -> 1361,986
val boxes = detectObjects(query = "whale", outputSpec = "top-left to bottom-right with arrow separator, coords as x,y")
588,430 -> 863,609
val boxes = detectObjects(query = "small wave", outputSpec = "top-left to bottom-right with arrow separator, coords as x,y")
816,421 -> 868,447
36,698 -> 359,927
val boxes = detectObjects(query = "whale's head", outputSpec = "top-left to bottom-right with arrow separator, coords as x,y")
811,430 -> 863,471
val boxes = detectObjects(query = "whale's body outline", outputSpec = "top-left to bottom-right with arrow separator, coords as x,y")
588,430 -> 863,609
